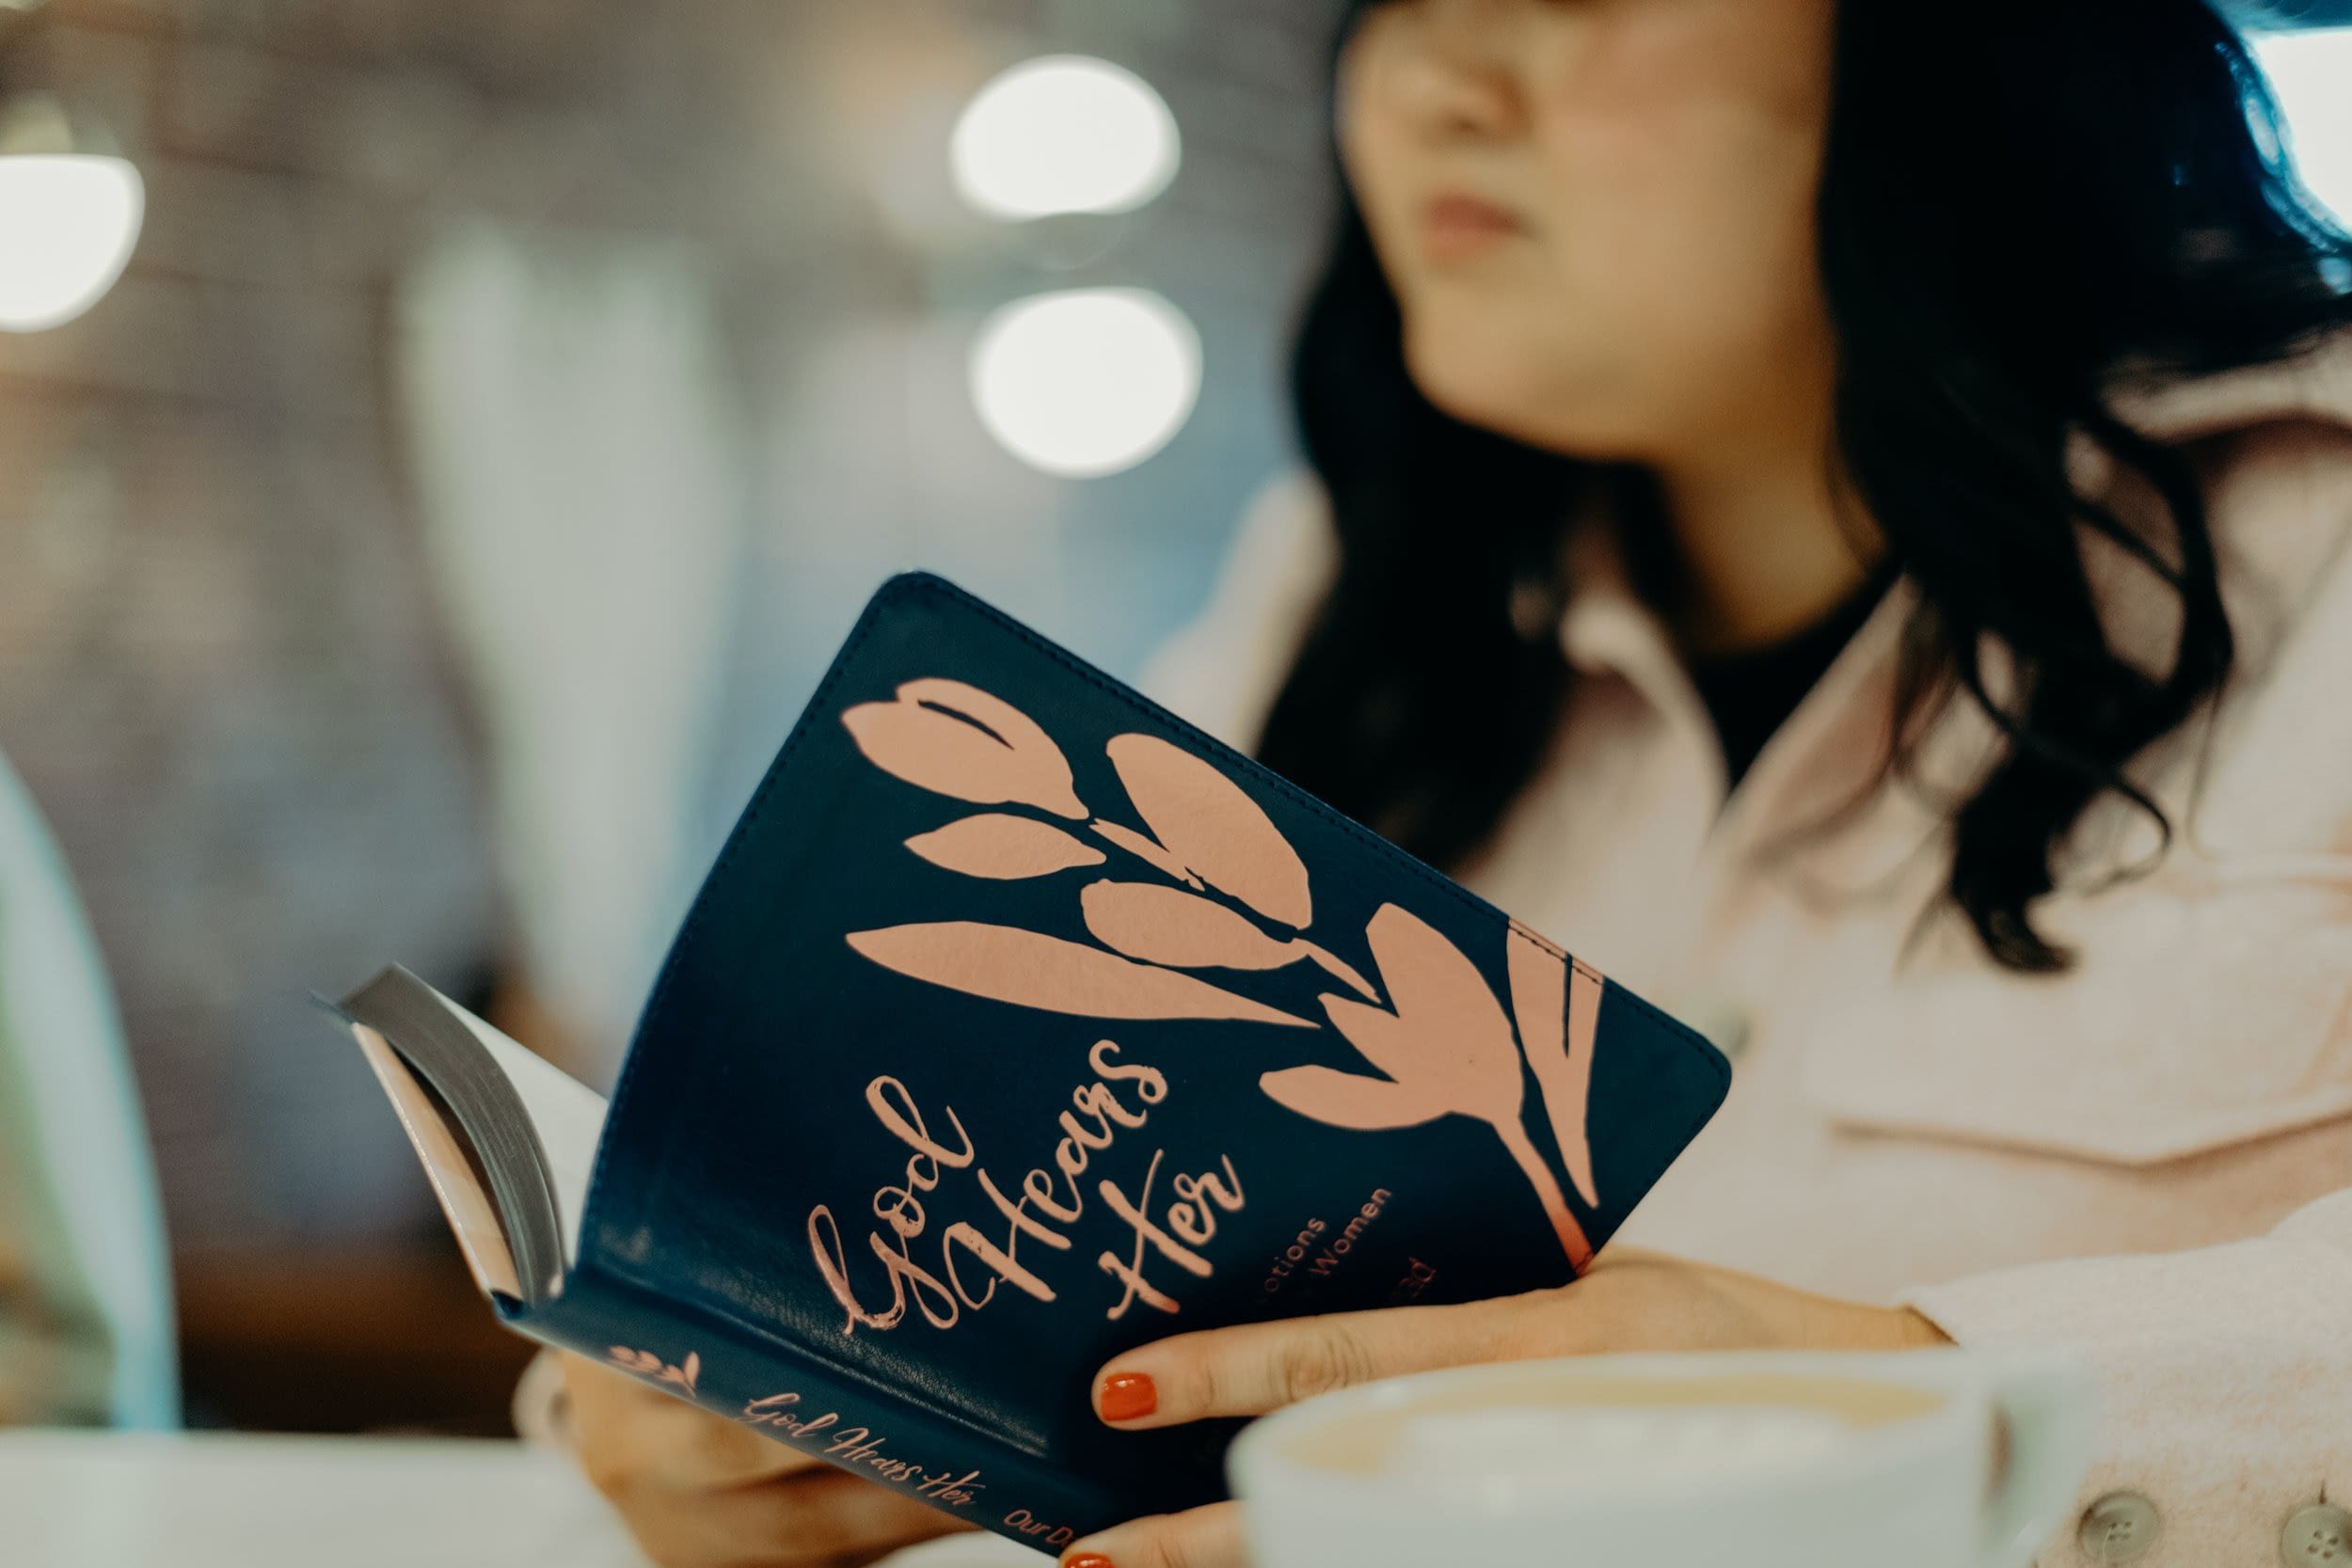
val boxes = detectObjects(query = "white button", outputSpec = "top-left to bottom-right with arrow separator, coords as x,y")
2078,1492 -> 2161,1564
2281,1503 -> 2352,1566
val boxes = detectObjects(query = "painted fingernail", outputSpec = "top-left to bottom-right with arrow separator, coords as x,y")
1063,1556 -> 1114,1568
1098,1370 -> 1157,1423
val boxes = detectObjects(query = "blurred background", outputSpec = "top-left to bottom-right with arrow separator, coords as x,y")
0,0 -> 2343,1440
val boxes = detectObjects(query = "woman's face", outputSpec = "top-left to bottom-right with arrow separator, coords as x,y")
1339,0 -> 1840,462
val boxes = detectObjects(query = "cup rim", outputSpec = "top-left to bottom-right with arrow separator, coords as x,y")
1226,1347 -> 1988,1523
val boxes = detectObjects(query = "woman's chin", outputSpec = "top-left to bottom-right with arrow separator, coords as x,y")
1402,325 -> 1649,455
1406,358 -> 1648,460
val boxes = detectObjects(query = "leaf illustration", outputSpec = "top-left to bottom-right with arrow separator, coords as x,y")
1260,1066 -> 1445,1132
1089,820 -> 1200,888
1081,880 -> 1298,971
907,816 -> 1106,880
608,1346 -> 700,1395
847,922 -> 1315,1028
1496,1117 -> 1595,1275
1104,734 -> 1311,927
1358,904 -> 1525,1124
1506,928 -> 1601,1209
844,679 -> 1088,820
1317,993 -> 1423,1084
1296,944 -> 1381,1003
1261,904 -> 1597,1275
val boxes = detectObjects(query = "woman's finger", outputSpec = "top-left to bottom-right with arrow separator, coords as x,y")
602,1463 -> 970,1568
1089,1292 -> 1562,1429
562,1352 -> 820,1489
1061,1500 -> 1247,1568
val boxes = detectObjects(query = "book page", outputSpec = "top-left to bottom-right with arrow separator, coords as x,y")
438,1001 -> 611,1261
353,1024 -> 523,1301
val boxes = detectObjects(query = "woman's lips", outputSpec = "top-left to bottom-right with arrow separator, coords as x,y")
1422,192 -> 1525,261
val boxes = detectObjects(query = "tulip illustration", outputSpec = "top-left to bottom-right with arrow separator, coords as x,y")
848,694 -> 1325,922
1261,904 -> 1595,1271
1104,735 -> 1313,928
1079,880 -> 1377,1001
843,679 -> 1089,820
841,679 -> 1606,1273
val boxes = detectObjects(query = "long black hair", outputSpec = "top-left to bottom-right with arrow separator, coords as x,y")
1257,0 -> 2352,971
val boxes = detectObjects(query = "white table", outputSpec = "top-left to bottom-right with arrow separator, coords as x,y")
0,1431 -> 1041,1568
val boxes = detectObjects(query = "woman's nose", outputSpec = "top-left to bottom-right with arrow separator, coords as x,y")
1382,2 -> 1526,140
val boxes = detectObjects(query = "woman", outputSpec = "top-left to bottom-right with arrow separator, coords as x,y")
556,1 -> 2352,1564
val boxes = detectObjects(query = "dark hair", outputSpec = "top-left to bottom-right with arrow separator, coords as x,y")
1257,0 -> 2352,971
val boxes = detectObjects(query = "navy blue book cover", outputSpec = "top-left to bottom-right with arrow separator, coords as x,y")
366,572 -> 1731,1555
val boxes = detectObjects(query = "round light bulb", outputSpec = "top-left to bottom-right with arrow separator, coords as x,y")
951,55 -> 1181,220
0,153 -> 144,332
2254,28 -> 2352,226
968,287 -> 1201,479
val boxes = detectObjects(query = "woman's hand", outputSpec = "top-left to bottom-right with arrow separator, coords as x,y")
1057,1250 -> 1950,1568
560,1351 -> 975,1568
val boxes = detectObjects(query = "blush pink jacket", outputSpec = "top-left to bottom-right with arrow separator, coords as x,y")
1139,333 -> 2352,1568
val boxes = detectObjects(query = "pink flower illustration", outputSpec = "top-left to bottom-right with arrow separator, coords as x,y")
1080,880 -> 1377,1001
1262,905 -> 1596,1271
840,678 -> 1606,1273
1104,735 -> 1312,927
844,679 -> 1089,820
848,689 -> 1378,1008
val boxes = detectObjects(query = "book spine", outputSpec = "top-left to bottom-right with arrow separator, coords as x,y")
516,1271 -> 1134,1555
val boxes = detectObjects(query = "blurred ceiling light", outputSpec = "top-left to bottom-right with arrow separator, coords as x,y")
968,287 -> 1200,478
0,88 -> 144,333
2252,27 -> 2352,225
951,55 -> 1180,220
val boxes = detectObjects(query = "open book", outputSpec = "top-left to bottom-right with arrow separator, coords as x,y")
341,967 -> 605,1309
334,572 -> 1732,1556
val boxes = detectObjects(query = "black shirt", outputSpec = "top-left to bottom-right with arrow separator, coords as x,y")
1682,565 -> 1894,793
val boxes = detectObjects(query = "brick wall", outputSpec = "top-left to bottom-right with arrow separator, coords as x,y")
0,0 -> 1340,1289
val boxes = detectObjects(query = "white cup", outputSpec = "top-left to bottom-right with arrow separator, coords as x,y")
1228,1349 -> 2098,1568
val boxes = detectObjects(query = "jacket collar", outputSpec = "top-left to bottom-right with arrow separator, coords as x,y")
1549,328 -> 2352,868
2105,329 -> 2352,444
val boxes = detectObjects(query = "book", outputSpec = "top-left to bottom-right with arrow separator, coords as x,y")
333,571 -> 1733,1556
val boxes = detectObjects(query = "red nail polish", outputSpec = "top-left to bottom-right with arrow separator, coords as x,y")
1064,1557 -> 1115,1568
1098,1370 -> 1157,1422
